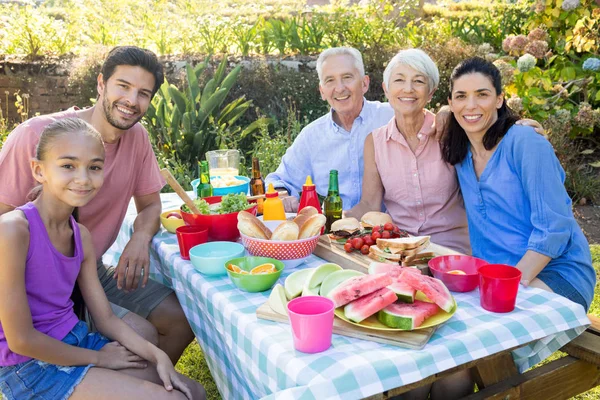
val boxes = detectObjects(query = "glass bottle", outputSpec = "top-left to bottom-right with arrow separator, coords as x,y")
324,170 -> 342,233
197,160 -> 213,198
250,157 -> 266,214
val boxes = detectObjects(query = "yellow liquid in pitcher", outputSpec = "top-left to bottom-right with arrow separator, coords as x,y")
209,167 -> 239,177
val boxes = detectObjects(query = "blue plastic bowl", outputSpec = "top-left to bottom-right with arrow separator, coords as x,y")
191,176 -> 250,197
189,241 -> 246,276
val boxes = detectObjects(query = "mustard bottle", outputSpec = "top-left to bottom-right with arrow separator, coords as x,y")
263,183 -> 286,220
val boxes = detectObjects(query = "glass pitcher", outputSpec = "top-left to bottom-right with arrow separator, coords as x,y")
205,149 -> 244,177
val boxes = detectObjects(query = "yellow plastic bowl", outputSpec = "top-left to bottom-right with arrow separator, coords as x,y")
160,209 -> 185,233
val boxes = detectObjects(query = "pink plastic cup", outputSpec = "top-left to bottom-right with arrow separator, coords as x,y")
478,264 -> 522,313
287,296 -> 335,353
176,226 -> 208,260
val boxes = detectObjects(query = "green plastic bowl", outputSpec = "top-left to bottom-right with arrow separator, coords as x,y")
225,256 -> 284,292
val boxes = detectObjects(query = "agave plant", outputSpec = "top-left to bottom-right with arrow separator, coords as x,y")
144,57 -> 268,170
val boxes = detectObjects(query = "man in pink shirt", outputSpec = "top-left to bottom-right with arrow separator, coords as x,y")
0,46 -> 193,364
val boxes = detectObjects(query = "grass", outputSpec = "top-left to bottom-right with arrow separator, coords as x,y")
175,245 -> 600,400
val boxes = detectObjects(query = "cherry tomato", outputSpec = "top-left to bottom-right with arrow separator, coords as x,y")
352,237 -> 365,250
360,244 -> 370,255
372,226 -> 381,234
381,230 -> 391,239
383,222 -> 394,231
371,231 -> 382,241
344,242 -> 354,253
363,236 -> 375,246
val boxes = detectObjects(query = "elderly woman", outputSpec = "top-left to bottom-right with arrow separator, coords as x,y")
346,49 -> 471,254
442,57 -> 595,311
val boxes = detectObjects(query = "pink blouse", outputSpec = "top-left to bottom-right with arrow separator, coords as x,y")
371,111 -> 470,254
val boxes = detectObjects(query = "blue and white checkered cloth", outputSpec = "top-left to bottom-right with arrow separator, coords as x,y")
104,193 -> 590,400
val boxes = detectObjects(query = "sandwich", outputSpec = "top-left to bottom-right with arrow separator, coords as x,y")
361,211 -> 393,229
401,251 -> 436,267
368,236 -> 432,264
328,218 -> 361,240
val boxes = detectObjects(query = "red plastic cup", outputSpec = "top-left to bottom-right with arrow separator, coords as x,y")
176,226 -> 208,260
287,296 -> 334,353
478,264 -> 522,313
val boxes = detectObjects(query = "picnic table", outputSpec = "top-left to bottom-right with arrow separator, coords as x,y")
104,193 -> 600,400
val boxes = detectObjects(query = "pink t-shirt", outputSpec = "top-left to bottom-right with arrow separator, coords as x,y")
0,108 -> 166,258
372,110 -> 471,254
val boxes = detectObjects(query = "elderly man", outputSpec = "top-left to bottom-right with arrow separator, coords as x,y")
0,46 -> 193,364
266,46 -> 543,212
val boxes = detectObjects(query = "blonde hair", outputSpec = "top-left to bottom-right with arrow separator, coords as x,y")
28,118 -> 103,200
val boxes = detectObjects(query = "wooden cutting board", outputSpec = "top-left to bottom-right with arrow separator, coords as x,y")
256,301 -> 436,349
313,235 -> 462,274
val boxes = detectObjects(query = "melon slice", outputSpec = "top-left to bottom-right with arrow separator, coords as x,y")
344,287 -> 397,323
377,300 -> 440,330
268,284 -> 288,315
284,268 -> 315,300
327,273 -> 393,308
319,270 -> 365,297
368,262 -> 422,278
302,263 -> 342,296
388,281 -> 415,303
402,273 -> 455,313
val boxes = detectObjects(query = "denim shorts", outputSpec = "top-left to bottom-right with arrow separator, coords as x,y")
537,269 -> 589,311
0,321 -> 110,400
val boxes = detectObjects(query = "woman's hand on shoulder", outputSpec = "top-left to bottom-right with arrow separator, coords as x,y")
515,119 -> 546,136
96,341 -> 147,370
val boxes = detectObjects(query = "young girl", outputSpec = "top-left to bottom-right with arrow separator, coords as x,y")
0,118 -> 205,399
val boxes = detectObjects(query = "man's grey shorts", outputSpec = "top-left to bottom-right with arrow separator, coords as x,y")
85,259 -> 173,330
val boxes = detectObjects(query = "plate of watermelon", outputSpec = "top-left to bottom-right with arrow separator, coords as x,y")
322,263 -> 457,331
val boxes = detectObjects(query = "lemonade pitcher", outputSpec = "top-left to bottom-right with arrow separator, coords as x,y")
205,149 -> 244,177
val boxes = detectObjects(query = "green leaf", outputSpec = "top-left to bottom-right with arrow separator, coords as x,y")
182,112 -> 193,134
240,118 -> 273,139
561,67 -> 576,81
170,107 -> 182,130
199,87 -> 228,120
214,57 -> 228,85
219,65 -> 241,94
589,161 -> 600,168
194,60 -> 208,79
595,91 -> 600,102
201,78 -> 217,108
168,87 -> 188,113
186,64 -> 200,103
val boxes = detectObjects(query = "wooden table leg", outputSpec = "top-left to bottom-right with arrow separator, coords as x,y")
472,352 -> 519,388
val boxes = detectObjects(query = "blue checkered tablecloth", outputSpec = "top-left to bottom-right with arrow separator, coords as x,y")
104,193 -> 591,400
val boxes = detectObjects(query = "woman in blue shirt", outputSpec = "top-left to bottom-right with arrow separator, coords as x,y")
441,57 -> 595,311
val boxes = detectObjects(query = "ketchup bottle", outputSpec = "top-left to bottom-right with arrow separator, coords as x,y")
298,175 -> 322,214
263,183 -> 286,221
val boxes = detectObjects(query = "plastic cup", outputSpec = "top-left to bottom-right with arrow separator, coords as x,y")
287,296 -> 334,353
176,226 -> 208,260
478,264 -> 522,313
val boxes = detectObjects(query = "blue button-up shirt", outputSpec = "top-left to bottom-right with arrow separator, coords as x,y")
455,125 -> 596,309
265,99 -> 394,209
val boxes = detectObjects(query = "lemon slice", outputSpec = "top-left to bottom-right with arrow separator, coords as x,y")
250,263 -> 277,275
447,270 -> 467,275
268,284 -> 288,316
227,264 -> 243,273
284,268 -> 315,300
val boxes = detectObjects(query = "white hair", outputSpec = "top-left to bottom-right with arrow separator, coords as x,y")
316,47 -> 365,83
383,49 -> 439,94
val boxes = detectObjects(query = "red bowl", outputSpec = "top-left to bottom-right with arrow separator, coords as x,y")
240,233 -> 320,260
180,196 -> 257,242
428,255 -> 489,292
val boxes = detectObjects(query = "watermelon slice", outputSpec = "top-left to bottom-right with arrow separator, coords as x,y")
388,281 -> 415,303
402,273 -> 455,313
343,287 -> 397,323
368,262 -> 422,278
327,273 -> 393,308
377,301 -> 440,330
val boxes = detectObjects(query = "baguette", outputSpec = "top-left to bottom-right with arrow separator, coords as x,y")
298,214 -> 326,238
237,211 -> 272,240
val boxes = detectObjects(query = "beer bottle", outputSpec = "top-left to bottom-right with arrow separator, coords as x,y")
197,160 -> 213,198
250,157 -> 266,214
324,170 -> 342,233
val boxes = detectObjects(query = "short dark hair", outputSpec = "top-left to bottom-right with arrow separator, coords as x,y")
441,57 -> 519,165
100,46 -> 164,96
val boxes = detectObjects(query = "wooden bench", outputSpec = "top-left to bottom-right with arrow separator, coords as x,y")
366,314 -> 600,400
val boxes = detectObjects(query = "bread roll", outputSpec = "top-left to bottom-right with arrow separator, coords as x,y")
271,221 -> 300,241
361,211 -> 392,228
237,211 -> 272,240
293,206 -> 319,229
298,214 -> 326,239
